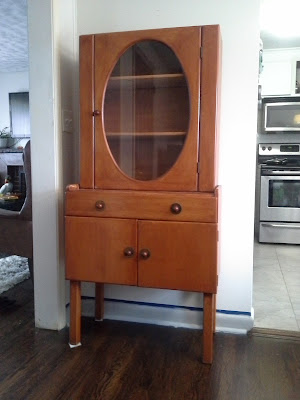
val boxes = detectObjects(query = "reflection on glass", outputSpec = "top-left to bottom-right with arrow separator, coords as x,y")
104,40 -> 189,181
269,180 -> 300,208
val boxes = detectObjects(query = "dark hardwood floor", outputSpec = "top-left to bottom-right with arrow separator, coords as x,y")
0,280 -> 300,400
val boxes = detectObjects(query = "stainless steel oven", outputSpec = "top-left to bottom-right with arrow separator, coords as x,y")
258,143 -> 300,244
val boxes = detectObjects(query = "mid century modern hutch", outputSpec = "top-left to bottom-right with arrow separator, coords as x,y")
65,25 -> 221,363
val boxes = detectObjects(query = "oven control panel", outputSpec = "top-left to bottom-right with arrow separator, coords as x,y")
259,143 -> 300,156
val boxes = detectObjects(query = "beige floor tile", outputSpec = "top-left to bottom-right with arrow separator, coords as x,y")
253,243 -> 277,259
288,287 -> 300,304
282,271 -> 300,287
253,269 -> 285,286
278,254 -> 300,270
253,299 -> 295,320
275,244 -> 300,256
253,242 -> 300,330
253,285 -> 291,303
291,300 -> 300,319
253,258 -> 280,270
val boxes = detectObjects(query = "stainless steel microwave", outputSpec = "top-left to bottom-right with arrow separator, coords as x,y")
263,98 -> 300,132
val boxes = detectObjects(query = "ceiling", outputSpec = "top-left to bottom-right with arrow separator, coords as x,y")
261,30 -> 300,49
0,0 -> 28,73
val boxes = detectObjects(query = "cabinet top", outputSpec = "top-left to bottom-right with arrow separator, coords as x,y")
79,24 -> 220,38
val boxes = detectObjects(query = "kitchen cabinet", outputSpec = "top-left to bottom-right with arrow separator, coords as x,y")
260,61 -> 292,96
260,49 -> 300,96
65,25 -> 221,363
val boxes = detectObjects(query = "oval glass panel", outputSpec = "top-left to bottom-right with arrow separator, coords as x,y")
104,40 -> 189,181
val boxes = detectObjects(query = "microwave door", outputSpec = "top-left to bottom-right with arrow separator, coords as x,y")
264,102 -> 300,132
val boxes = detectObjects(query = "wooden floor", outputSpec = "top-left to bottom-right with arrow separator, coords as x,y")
1,280 -> 300,400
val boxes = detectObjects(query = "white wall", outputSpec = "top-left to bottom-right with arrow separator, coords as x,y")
74,0 -> 260,332
0,71 -> 29,130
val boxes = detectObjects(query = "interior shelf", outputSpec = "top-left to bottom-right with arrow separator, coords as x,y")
106,131 -> 186,137
107,74 -> 186,89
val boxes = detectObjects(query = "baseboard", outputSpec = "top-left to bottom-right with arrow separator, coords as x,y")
66,297 -> 254,334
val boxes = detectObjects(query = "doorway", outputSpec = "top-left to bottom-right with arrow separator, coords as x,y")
253,0 -> 300,331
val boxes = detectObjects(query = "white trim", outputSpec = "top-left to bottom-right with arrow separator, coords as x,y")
28,0 -> 77,330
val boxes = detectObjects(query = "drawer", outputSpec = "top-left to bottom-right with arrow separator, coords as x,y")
65,189 -> 218,223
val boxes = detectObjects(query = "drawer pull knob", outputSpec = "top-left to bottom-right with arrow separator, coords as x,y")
124,247 -> 135,257
140,249 -> 151,259
170,203 -> 182,214
93,109 -> 101,116
95,200 -> 105,210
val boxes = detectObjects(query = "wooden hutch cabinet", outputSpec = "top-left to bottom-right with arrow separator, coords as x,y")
65,25 -> 221,363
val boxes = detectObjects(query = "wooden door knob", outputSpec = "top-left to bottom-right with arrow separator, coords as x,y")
170,203 -> 182,214
140,249 -> 151,259
124,247 -> 135,257
95,200 -> 105,210
93,109 -> 101,116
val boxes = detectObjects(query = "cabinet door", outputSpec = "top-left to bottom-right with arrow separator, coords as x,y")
65,217 -> 137,285
260,61 -> 292,96
93,27 -> 201,191
138,221 -> 218,293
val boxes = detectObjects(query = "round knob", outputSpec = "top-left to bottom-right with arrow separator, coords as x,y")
93,110 -> 101,116
170,203 -> 182,214
95,200 -> 105,211
124,247 -> 135,257
140,249 -> 151,259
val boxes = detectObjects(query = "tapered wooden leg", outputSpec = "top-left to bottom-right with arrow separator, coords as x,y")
95,283 -> 104,321
203,293 -> 214,364
69,280 -> 82,348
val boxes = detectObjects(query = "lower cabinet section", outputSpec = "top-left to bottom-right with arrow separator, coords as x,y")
66,216 -> 217,293
65,188 -> 220,363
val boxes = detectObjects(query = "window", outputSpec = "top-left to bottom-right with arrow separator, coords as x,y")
9,92 -> 30,137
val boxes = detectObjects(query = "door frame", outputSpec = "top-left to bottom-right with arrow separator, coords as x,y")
28,0 -> 77,329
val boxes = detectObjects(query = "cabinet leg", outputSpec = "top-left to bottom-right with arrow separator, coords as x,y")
203,293 -> 215,364
69,280 -> 82,348
95,283 -> 104,321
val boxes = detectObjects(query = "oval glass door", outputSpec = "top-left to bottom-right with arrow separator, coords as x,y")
104,40 -> 190,181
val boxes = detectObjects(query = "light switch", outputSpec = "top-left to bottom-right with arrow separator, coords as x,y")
62,109 -> 73,133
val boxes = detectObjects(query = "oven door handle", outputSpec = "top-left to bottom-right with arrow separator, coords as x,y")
261,223 -> 300,229
263,170 -> 300,175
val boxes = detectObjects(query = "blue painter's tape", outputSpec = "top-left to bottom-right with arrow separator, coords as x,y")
74,296 -> 251,317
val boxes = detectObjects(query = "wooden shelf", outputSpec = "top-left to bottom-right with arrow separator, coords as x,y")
106,131 -> 186,138
107,74 -> 186,89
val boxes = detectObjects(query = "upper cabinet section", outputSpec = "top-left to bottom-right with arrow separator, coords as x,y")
79,26 -> 221,192
260,48 -> 300,97
103,40 -> 189,181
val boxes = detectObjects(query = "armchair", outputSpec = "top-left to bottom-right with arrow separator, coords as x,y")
0,141 -> 33,280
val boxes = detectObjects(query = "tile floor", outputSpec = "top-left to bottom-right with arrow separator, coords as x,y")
253,241 -> 300,331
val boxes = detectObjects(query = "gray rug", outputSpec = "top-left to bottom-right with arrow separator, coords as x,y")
0,256 -> 30,295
